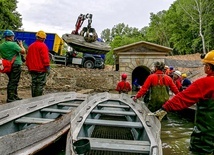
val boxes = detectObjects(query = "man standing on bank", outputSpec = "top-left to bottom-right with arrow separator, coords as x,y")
151,50 -> 214,154
26,30 -> 50,97
0,30 -> 26,103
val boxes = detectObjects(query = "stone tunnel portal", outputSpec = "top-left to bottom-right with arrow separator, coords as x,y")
132,66 -> 151,90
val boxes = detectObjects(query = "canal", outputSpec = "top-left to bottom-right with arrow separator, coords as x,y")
36,93 -> 195,155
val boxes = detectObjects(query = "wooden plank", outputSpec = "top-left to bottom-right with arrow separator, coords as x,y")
78,137 -> 150,153
92,109 -> 136,116
15,117 -> 54,124
84,119 -> 143,128
41,108 -> 70,114
57,103 -> 80,107
97,104 -> 130,109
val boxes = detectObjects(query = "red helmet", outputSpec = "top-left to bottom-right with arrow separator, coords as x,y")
121,73 -> 127,79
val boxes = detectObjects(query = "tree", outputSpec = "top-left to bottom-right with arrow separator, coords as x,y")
178,0 -> 213,54
101,23 -> 145,65
0,0 -> 22,30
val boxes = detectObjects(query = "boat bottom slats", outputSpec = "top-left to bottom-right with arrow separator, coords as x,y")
97,104 -> 130,109
57,103 -> 80,107
85,119 -> 143,128
41,108 -> 70,114
92,109 -> 136,116
15,117 -> 54,124
78,137 -> 150,153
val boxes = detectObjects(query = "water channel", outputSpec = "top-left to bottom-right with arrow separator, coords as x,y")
36,92 -> 195,155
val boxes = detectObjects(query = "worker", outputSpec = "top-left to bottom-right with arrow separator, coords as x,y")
133,61 -> 179,112
116,73 -> 132,94
173,70 -> 182,91
168,66 -> 174,78
0,30 -> 26,102
150,50 -> 214,154
181,73 -> 191,90
26,30 -> 50,97
164,65 -> 170,75
132,78 -> 141,91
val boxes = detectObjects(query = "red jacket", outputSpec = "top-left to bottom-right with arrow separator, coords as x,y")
26,40 -> 50,72
163,74 -> 214,111
116,80 -> 132,93
174,77 -> 182,91
136,70 -> 179,99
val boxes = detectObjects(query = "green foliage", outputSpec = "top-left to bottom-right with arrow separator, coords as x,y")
145,0 -> 214,54
0,0 -> 22,30
102,24 -> 145,65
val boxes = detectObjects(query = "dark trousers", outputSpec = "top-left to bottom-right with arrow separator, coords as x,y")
6,64 -> 22,102
30,72 -> 47,97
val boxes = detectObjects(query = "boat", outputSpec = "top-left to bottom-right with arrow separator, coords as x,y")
66,92 -> 162,155
62,33 -> 111,55
0,92 -> 87,155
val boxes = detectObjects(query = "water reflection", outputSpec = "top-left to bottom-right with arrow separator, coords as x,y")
161,113 -> 194,155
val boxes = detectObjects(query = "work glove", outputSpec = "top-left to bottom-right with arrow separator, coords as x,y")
148,108 -> 167,121
132,96 -> 138,102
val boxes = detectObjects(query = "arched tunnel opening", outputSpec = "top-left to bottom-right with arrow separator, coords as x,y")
132,66 -> 151,91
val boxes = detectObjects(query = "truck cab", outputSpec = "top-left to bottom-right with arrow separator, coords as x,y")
65,51 -> 104,69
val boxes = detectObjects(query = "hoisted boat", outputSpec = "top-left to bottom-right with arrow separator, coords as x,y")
66,92 -> 162,155
0,92 -> 87,155
62,33 -> 111,55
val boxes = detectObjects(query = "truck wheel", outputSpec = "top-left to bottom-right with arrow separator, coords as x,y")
84,60 -> 94,69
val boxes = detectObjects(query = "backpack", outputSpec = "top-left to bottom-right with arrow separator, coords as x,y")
0,56 -> 16,73
147,74 -> 169,112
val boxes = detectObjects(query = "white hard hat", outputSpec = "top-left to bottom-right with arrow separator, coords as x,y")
174,70 -> 181,76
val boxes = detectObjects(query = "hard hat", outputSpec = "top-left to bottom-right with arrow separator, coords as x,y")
121,73 -> 127,79
181,73 -> 187,78
202,50 -> 214,65
164,65 -> 169,69
169,66 -> 174,70
154,61 -> 165,70
36,30 -> 47,39
174,70 -> 181,77
2,30 -> 15,38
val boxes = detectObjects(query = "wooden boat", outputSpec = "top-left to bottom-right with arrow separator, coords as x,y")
62,33 -> 111,55
0,92 -> 87,155
66,92 -> 162,155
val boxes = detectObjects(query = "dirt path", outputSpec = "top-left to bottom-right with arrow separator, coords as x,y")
0,88 -> 32,104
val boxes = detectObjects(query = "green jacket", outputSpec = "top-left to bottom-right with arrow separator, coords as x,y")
0,41 -> 22,65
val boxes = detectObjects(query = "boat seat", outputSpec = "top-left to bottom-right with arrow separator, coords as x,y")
97,104 -> 130,109
92,109 -> 136,116
41,108 -> 70,114
78,137 -> 150,153
15,117 -> 54,124
84,119 -> 143,128
58,103 -> 80,107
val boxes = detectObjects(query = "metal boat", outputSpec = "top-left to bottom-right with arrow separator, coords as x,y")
0,92 -> 87,155
66,92 -> 162,155
62,33 -> 111,55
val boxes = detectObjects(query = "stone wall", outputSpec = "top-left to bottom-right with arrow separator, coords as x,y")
0,65 -> 120,92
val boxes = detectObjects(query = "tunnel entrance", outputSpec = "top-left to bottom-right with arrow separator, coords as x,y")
132,66 -> 150,91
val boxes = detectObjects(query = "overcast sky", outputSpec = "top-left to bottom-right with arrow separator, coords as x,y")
16,0 -> 175,37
